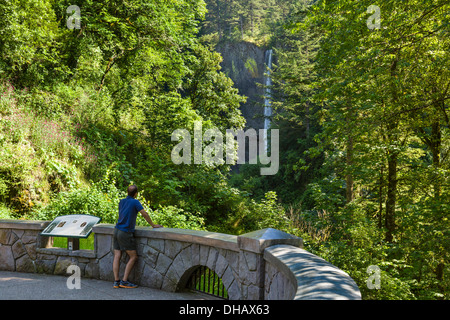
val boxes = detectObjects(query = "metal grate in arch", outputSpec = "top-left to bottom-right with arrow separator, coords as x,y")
186,265 -> 228,299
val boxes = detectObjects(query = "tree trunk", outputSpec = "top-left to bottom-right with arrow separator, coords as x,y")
239,16 -> 244,39
378,164 -> 384,229
384,56 -> 399,243
385,150 -> 397,242
305,103 -> 310,139
250,3 -> 254,36
216,0 -> 222,41
431,119 -> 441,199
346,134 -> 354,203
345,105 -> 354,204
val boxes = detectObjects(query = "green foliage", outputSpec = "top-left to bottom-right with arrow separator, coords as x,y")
226,0 -> 449,299
29,180 -> 124,223
0,203 -> 12,219
1,0 -> 448,301
249,0 -> 450,300
0,0 -> 246,225
200,0 -> 301,45
30,179 -> 206,230
244,58 -> 258,77
247,191 -> 289,231
0,0 -> 64,85
137,205 -> 206,231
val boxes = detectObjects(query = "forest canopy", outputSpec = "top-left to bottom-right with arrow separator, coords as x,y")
0,0 -> 449,299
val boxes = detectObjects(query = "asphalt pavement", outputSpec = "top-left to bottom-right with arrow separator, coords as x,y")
0,271 -> 205,300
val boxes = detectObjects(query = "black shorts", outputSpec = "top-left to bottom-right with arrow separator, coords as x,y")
113,228 -> 137,251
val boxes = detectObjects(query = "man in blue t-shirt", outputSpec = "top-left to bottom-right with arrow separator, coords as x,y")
113,185 -> 163,288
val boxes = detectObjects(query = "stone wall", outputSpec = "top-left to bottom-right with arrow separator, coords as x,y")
0,219 -> 361,300
92,224 -> 246,298
264,245 -> 362,300
0,220 -> 98,276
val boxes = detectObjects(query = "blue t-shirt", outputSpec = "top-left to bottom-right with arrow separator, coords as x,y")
115,196 -> 144,232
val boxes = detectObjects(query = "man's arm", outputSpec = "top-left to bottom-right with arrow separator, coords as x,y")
139,209 -> 163,228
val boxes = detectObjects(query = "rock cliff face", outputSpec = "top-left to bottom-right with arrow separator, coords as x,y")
216,41 -> 267,131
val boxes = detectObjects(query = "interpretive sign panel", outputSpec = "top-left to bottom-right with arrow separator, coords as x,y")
40,214 -> 101,239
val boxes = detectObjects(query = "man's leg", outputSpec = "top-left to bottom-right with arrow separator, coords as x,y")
113,249 -> 122,281
122,250 -> 138,282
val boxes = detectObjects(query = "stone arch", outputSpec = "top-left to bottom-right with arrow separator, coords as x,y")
163,244 -> 241,299
180,265 -> 229,298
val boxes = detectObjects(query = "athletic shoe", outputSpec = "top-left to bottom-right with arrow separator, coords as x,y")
119,280 -> 138,288
113,280 -> 121,288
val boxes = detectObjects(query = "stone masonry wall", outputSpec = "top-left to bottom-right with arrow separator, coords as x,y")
0,220 -> 45,273
0,220 -> 99,277
264,245 -> 362,300
93,224 -> 257,299
0,219 -> 361,300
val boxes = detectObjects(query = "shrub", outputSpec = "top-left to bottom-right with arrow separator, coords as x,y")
248,191 -> 290,231
30,180 -> 125,223
137,204 -> 206,231
0,204 -> 12,219
30,179 -> 206,230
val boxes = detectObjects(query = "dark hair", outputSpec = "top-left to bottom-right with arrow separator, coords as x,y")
127,185 -> 138,197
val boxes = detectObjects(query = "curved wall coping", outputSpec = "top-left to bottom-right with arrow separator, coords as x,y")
0,219 -> 49,230
264,244 -> 362,300
93,224 -> 240,252
1,219 -> 361,300
92,224 -> 304,254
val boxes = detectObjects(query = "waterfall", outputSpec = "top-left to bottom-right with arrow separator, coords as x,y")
263,49 -> 273,152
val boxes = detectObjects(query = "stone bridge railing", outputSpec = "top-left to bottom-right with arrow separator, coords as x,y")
0,219 -> 361,300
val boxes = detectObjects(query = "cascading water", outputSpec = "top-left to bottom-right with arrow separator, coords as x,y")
263,49 -> 273,152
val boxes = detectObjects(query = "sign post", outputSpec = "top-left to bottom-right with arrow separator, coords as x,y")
67,238 -> 80,251
40,214 -> 101,250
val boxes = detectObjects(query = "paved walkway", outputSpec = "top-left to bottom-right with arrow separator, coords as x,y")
0,271 -> 206,300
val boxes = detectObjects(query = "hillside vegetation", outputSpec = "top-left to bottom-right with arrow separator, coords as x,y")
1,0 -> 449,299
